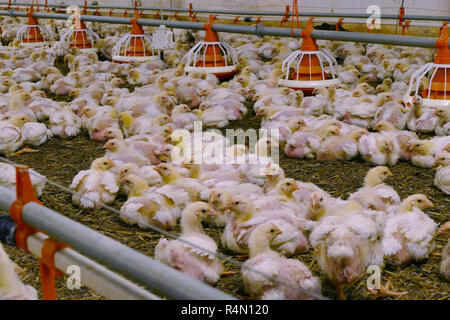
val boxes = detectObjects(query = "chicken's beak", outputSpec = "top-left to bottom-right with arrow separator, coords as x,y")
222,201 -> 233,210
437,223 -> 450,236
107,163 -> 115,169
159,155 -> 169,163
181,163 -> 192,169
207,209 -> 217,217
102,144 -> 110,150
387,170 -> 393,177
118,174 -> 126,183
292,183 -> 300,191
311,201 -> 321,209
425,200 -> 433,208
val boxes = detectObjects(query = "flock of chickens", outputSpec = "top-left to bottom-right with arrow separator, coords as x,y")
0,14 -> 449,300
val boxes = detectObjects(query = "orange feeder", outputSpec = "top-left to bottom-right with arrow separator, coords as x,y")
278,18 -> 339,95
184,15 -> 238,81
112,9 -> 158,63
17,7 -> 52,47
405,22 -> 450,107
59,7 -> 100,53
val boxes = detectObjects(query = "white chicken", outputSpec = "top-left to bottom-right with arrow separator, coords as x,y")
0,243 -> 37,300
358,132 -> 400,166
70,157 -> 119,209
119,175 -> 178,230
382,194 -> 437,266
434,153 -> 450,195
310,201 -> 385,299
21,121 -> 53,147
48,107 -> 82,138
0,162 -> 46,197
348,166 -> 400,214
155,202 -> 222,284
242,223 -> 322,300
0,115 -> 28,156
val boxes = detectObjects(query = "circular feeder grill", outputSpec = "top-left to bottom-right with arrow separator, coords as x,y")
278,18 -> 339,95
184,15 -> 238,81
17,8 -> 52,47
112,9 -> 158,64
59,5 -> 100,53
405,22 -> 450,107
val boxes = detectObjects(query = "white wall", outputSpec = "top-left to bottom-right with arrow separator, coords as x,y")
43,0 -> 450,16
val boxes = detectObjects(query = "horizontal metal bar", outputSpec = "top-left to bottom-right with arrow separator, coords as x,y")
0,213 -> 158,300
0,187 -> 235,300
0,10 -> 446,48
28,232 -> 160,300
1,2 -> 449,22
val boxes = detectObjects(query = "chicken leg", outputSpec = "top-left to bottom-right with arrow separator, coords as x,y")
14,263 -> 25,275
368,281 -> 408,299
233,255 -> 249,261
11,148 -> 39,157
336,283 -> 346,300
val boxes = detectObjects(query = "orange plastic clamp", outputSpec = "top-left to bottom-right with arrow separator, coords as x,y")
399,7 -> 405,26
82,0 -> 87,15
337,18 -> 344,31
234,16 -> 239,24
9,166 -> 41,253
123,9 -> 128,17
192,12 -> 197,22
189,3 -> 193,17
39,238 -> 70,300
255,16 -> 261,25
109,9 -> 113,16
284,5 -> 290,19
173,12 -> 178,20
402,20 -> 410,35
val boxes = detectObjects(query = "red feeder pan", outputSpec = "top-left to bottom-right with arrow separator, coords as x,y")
184,15 -> 238,81
17,9 -> 50,47
278,18 -> 339,95
405,22 -> 450,107
112,11 -> 158,63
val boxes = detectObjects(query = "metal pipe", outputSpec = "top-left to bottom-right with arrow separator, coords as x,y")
0,187 -> 235,300
0,214 -> 158,300
27,232 -> 160,300
0,10 -> 447,48
2,2 -> 449,22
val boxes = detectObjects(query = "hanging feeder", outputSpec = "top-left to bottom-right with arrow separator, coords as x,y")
16,6 -> 52,47
278,18 -> 339,95
184,15 -> 238,81
59,5 -> 100,53
111,8 -> 158,63
405,22 -> 450,107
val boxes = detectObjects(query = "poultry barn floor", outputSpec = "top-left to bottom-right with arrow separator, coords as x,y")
2,107 -> 449,300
